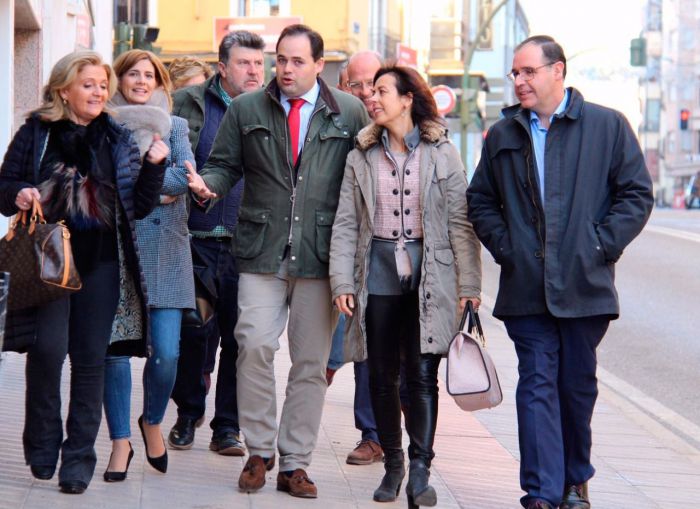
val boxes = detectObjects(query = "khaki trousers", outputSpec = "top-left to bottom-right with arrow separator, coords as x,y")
235,260 -> 336,471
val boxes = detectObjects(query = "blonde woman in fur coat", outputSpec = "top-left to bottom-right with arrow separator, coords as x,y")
102,50 -> 195,482
0,51 -> 166,494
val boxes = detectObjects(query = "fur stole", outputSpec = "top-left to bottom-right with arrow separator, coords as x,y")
38,115 -> 116,230
109,89 -> 172,158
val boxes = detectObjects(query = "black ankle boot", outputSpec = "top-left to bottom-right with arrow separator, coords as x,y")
373,449 -> 405,502
405,458 -> 436,508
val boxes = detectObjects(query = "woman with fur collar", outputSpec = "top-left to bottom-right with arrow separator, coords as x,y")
329,66 -> 482,508
0,51 -> 166,494
102,49 -> 195,482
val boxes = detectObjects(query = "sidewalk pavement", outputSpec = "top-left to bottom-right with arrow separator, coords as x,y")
1,304 -> 700,509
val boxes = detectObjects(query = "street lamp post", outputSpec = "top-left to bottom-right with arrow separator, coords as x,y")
459,0 -> 508,169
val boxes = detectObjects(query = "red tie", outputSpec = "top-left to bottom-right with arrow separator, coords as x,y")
288,98 -> 305,166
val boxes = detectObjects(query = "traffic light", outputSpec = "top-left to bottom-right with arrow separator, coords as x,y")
681,109 -> 690,130
630,37 -> 647,67
132,24 -> 160,52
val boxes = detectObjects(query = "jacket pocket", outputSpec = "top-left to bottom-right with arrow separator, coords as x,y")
590,223 -> 607,265
319,124 -> 352,141
434,246 -> 455,265
315,210 -> 335,263
235,207 -> 270,259
242,124 -> 273,137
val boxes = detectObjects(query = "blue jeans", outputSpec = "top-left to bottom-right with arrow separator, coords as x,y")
328,314 -> 345,370
104,308 -> 182,439
504,313 -> 609,508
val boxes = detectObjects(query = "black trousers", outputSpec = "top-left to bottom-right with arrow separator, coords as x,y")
365,292 -> 441,464
23,260 -> 119,484
171,237 -> 240,434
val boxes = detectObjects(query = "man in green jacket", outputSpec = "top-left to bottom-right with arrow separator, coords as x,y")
188,24 -> 368,498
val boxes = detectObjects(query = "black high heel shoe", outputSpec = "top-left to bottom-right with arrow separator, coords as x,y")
103,442 -> 134,482
138,416 -> 168,473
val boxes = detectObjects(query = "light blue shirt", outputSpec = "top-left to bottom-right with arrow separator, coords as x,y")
529,89 -> 569,204
280,80 -> 320,160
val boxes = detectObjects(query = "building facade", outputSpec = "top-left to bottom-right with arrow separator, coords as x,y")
0,0 -> 114,235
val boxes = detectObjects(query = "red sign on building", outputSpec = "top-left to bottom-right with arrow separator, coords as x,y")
396,43 -> 417,68
214,17 -> 303,53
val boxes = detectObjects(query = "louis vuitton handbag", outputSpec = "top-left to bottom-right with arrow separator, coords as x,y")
0,199 -> 81,311
446,301 -> 503,412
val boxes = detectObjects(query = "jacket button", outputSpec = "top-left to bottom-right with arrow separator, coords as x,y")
405,169 -> 411,175
392,170 -> 397,176
427,337 -> 433,343
394,209 -> 400,216
193,126 -> 200,132
405,208 -> 410,215
404,189 -> 411,195
392,230 -> 399,237
152,218 -> 160,225
393,189 -> 399,195
406,228 -> 412,235
426,292 -> 431,299
534,250 -> 543,258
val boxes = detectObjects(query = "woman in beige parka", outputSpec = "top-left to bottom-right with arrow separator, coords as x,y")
329,65 -> 482,508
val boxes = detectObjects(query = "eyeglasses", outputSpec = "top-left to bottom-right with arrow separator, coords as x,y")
347,79 -> 374,91
506,63 -> 555,82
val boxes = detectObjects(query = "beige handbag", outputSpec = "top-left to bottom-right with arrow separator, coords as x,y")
446,301 -> 503,412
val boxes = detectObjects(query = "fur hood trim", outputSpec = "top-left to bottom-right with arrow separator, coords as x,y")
355,119 -> 447,151
110,104 -> 171,157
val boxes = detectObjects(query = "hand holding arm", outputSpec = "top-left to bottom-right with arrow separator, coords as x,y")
145,133 -> 169,165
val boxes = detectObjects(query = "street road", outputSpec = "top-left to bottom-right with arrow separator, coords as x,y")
480,208 -> 700,429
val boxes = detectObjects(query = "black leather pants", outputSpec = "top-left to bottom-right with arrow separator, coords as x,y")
365,292 -> 441,465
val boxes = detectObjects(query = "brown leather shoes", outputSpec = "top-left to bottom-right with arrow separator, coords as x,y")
238,455 -> 275,493
346,439 -> 383,465
276,469 -> 318,498
560,483 -> 590,509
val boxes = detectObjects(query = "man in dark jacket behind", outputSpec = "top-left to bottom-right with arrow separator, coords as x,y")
467,36 -> 653,509
188,24 -> 369,498
167,30 -> 265,456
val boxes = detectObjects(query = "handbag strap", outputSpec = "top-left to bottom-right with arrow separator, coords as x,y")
458,300 -> 486,346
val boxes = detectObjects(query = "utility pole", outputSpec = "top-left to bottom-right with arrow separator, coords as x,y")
459,0 -> 508,168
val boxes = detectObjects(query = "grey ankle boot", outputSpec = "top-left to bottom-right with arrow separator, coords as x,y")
406,458 -> 437,507
373,449 -> 405,502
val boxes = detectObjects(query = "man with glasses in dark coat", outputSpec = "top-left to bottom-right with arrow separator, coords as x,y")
467,35 -> 653,509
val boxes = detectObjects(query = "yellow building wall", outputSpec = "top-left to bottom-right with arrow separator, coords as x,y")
386,0 -> 404,44
157,0 -> 230,54
291,0 -> 370,55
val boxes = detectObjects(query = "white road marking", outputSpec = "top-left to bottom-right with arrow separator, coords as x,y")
645,224 -> 700,244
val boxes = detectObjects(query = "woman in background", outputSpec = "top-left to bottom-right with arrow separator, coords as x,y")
168,56 -> 213,90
